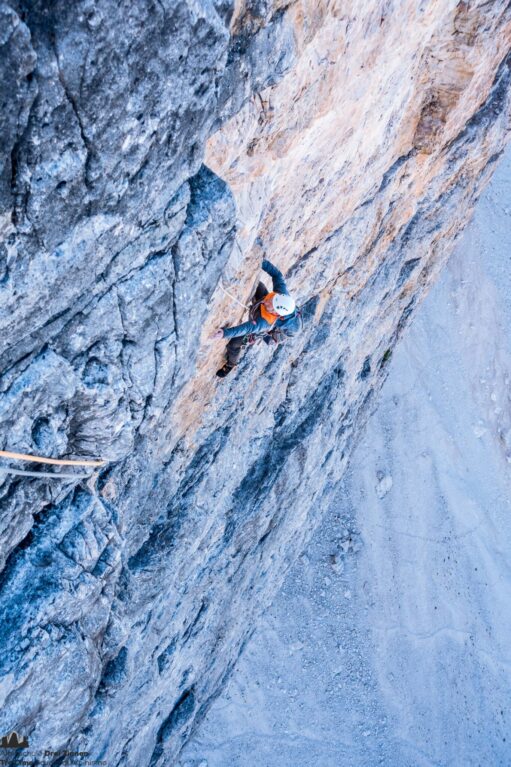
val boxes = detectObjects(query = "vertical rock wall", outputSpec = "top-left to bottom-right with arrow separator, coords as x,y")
0,1 -> 510,765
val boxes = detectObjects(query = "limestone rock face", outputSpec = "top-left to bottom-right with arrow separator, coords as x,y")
0,1 -> 510,765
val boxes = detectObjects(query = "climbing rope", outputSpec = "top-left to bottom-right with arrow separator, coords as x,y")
218,282 -> 250,310
0,449 -> 105,468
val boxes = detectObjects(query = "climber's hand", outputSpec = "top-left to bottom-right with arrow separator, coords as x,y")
209,329 -> 224,341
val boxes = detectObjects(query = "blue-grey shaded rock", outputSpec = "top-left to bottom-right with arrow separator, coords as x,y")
0,2 -> 510,767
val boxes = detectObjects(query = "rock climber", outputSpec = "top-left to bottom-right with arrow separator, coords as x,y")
211,258 -> 301,377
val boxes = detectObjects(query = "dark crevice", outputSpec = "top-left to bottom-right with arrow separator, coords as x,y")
170,246 -> 180,342
9,100 -> 36,226
444,49 -> 511,157
50,32 -> 95,200
150,687 -> 196,766
182,599 -> 208,643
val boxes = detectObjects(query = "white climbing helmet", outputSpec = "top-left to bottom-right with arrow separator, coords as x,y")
272,293 -> 296,316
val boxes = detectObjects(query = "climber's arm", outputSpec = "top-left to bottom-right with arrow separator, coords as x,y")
262,259 -> 289,295
222,316 -> 271,339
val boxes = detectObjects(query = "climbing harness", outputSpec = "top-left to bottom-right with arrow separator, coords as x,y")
243,332 -> 261,346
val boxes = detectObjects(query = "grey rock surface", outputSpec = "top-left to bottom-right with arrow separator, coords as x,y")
0,2 -> 510,766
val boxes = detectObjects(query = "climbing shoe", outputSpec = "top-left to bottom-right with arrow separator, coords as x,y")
216,363 -> 234,378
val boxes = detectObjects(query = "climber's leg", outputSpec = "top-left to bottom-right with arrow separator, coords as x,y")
217,282 -> 267,379
216,336 -> 247,377
226,336 -> 246,367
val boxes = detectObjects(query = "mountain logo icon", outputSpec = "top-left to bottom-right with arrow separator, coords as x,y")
0,731 -> 29,748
